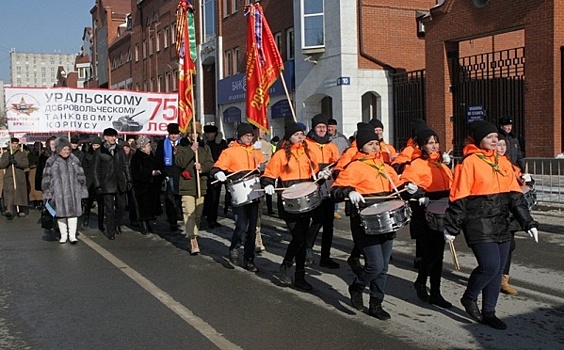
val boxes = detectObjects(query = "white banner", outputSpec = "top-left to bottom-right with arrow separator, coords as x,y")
5,87 -> 179,135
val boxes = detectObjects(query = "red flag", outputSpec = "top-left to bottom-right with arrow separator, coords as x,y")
245,4 -> 284,133
176,1 -> 196,135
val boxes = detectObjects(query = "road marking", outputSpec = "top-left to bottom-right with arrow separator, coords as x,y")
79,234 -> 242,350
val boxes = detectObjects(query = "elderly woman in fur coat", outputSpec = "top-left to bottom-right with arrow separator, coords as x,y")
42,138 -> 89,244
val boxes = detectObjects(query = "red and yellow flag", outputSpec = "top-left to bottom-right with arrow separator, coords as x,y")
245,3 -> 284,133
176,1 -> 196,135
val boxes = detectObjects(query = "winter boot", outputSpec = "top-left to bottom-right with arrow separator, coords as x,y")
368,299 -> 391,320
189,236 -> 200,255
255,231 -> 266,253
348,284 -> 364,310
275,263 -> 292,286
294,270 -> 313,291
500,274 -> 518,295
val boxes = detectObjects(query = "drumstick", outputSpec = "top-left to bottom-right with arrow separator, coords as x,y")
240,167 -> 259,180
254,187 -> 288,192
447,148 -> 453,155
344,188 -> 410,201
449,241 -> 461,271
210,169 -> 245,185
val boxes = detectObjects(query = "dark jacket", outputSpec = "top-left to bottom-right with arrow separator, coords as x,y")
155,137 -> 182,195
35,149 -> 54,191
82,148 -> 98,188
93,142 -> 132,194
41,153 -> 88,217
175,142 -> 214,197
130,149 -> 160,220
498,128 -> 525,172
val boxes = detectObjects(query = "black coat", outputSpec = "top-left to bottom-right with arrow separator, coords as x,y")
155,138 -> 181,195
498,129 -> 525,172
131,150 -> 160,220
82,149 -> 98,188
93,142 -> 132,194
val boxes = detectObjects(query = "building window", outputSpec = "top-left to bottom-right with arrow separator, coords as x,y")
164,26 -> 169,48
158,75 -> 163,92
135,44 -> 139,61
143,41 -> 147,59
286,28 -> 295,59
127,49 -> 132,62
149,33 -> 154,55
157,30 -> 161,51
274,32 -> 282,53
223,0 -> 229,17
232,0 -> 238,12
233,47 -> 240,74
172,70 -> 178,91
203,0 -> 216,43
321,96 -> 333,119
225,50 -> 232,76
301,0 -> 325,49
165,71 -> 171,92
171,22 -> 177,45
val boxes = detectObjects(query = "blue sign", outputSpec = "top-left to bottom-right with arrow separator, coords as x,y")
217,60 -> 295,105
271,100 -> 293,119
337,77 -> 351,86
467,105 -> 484,123
223,106 -> 241,123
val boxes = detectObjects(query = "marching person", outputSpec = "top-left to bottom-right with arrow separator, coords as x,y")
211,123 -> 265,272
331,128 -> 418,320
202,124 -> 228,228
369,118 -> 397,164
155,123 -> 184,232
498,116 -> 525,172
327,118 -> 350,156
93,128 -> 133,240
81,136 -> 104,230
261,121 -> 325,290
130,136 -> 161,235
305,113 -> 340,268
27,141 -> 43,210
41,137 -> 88,244
253,126 -> 273,252
176,129 -> 214,255
401,128 -> 453,308
0,138 -> 29,219
443,120 -> 538,330
496,133 -> 534,295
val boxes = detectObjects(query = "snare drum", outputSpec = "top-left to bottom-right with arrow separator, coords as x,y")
360,200 -> 411,234
281,182 -> 321,213
425,198 -> 449,232
227,175 -> 264,207
522,185 -> 538,211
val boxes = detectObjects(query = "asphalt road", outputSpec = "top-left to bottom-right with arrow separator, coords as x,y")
1,203 -> 563,350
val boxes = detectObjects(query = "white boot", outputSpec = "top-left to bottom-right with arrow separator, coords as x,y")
57,218 -> 68,244
68,217 -> 78,244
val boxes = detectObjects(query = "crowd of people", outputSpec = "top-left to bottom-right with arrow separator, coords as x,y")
0,115 -> 538,330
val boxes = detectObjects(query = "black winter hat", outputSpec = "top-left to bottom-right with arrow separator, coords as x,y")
470,120 -> 498,144
356,130 -> 379,150
237,123 -> 254,138
103,128 -> 118,136
369,118 -> 384,129
203,124 -> 218,133
327,118 -> 337,126
70,136 -> 79,144
411,119 -> 427,134
415,128 -> 438,147
356,122 -> 373,132
167,123 -> 180,134
284,121 -> 304,140
499,116 -> 513,126
91,136 -> 103,145
55,137 -> 71,153
311,114 -> 328,129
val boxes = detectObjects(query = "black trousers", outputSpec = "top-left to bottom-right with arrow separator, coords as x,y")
164,189 -> 182,225
306,198 -> 335,259
415,230 -> 446,295
204,181 -> 221,223
102,192 -> 125,236
282,215 -> 312,272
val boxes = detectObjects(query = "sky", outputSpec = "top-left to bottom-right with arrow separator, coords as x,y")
0,0 -> 95,82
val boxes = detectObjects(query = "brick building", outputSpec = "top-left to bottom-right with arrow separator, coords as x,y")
424,0 -> 563,157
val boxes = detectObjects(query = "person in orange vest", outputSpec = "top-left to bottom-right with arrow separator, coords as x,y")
331,129 -> 419,320
211,123 -> 265,272
304,114 -> 341,269
443,120 -> 538,330
391,118 -> 427,175
261,121 -> 327,291
369,118 -> 397,164
401,127 -> 453,308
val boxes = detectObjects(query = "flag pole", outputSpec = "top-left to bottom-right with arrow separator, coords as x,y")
279,76 -> 297,123
190,81 -> 201,198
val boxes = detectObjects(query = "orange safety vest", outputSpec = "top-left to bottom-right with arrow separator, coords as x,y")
332,151 -> 403,194
263,142 -> 318,182
449,144 -> 522,202
401,152 -> 453,193
305,138 -> 339,166
213,141 -> 264,173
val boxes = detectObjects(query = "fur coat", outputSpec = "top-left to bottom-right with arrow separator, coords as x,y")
41,153 -> 88,217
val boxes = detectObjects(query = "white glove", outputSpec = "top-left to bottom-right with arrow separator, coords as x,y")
406,182 -> 418,195
317,168 -> 332,180
442,152 -> 451,165
348,191 -> 365,205
521,173 -> 532,183
264,185 -> 275,195
527,227 -> 539,243
214,171 -> 227,182
253,140 -> 262,150
443,230 -> 456,242
418,197 -> 430,207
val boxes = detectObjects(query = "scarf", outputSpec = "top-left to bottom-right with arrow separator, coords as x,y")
164,137 -> 181,166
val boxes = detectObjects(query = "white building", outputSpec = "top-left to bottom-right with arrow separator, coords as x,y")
10,50 -> 77,87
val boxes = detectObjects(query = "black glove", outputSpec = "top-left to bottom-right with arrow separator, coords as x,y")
125,182 -> 133,192
95,187 -> 103,195
9,156 -> 17,165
